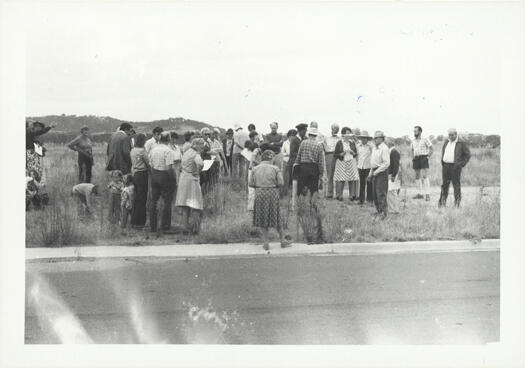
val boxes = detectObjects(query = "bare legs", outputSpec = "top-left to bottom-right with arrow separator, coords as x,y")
181,206 -> 202,234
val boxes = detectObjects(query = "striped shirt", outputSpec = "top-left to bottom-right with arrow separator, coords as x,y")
149,144 -> 177,171
411,137 -> 433,156
295,138 -> 325,175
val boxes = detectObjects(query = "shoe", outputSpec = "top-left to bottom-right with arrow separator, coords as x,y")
412,194 -> 424,199
425,194 -> 430,202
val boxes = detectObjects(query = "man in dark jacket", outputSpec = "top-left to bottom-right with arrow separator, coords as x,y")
288,123 -> 308,185
222,128 -> 234,175
386,138 -> 401,214
106,122 -> 133,174
438,128 -> 471,207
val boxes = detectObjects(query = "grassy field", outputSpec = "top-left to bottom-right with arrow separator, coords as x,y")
25,143 -> 500,247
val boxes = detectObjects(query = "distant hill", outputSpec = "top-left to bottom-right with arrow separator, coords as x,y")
27,115 -> 220,134
26,114 -> 223,144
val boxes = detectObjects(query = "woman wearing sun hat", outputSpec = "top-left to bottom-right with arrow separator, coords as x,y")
333,127 -> 359,201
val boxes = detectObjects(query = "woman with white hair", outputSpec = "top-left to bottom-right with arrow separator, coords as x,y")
175,137 -> 206,234
249,149 -> 291,250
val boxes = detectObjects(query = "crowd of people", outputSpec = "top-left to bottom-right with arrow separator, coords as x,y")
25,118 -> 472,249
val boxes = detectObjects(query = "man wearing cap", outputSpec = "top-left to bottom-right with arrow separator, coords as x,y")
295,127 -> 326,196
411,125 -> 433,201
438,128 -> 471,207
369,131 -> 390,219
357,130 -> 374,204
149,131 -> 178,233
323,124 -> 340,199
232,124 -> 249,180
145,126 -> 163,156
106,122 -> 133,175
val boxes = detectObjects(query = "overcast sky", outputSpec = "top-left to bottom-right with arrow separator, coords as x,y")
25,2 -> 511,137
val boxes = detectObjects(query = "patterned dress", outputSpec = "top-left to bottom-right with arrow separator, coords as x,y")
175,148 -> 204,210
249,162 -> 284,229
334,140 -> 359,182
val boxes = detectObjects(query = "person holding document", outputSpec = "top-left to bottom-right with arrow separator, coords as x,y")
176,137 -> 206,234
26,119 -> 56,180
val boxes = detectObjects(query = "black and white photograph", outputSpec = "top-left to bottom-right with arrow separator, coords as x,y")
1,0 -> 524,367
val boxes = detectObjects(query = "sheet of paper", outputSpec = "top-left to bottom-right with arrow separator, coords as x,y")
241,148 -> 252,161
34,143 -> 43,156
202,160 -> 214,172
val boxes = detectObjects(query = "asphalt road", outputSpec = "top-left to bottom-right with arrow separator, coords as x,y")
25,251 -> 499,344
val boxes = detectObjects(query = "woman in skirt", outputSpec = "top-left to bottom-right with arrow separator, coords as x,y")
26,119 -> 56,179
249,149 -> 292,251
175,137 -> 205,234
333,127 -> 359,201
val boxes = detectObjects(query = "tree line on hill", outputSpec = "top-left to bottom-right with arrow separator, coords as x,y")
27,114 -> 500,148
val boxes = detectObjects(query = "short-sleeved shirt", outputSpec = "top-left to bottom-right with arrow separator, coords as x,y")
357,140 -> 373,169
249,162 -> 284,188
130,147 -> 149,173
233,129 -> 249,154
149,144 -> 177,171
411,137 -> 432,156
295,138 -> 325,175
145,137 -> 159,154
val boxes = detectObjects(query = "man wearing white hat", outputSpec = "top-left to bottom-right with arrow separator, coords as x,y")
369,131 -> 390,219
295,127 -> 326,196
232,124 -> 249,180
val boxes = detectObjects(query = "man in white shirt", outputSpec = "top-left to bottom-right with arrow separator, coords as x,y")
149,132 -> 177,233
145,126 -> 163,156
410,125 -> 433,201
369,131 -> 390,219
232,124 -> 249,181
323,123 -> 340,199
356,130 -> 374,204
439,128 -> 471,207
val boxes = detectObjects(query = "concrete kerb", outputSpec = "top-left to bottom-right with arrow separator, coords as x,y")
26,239 -> 500,262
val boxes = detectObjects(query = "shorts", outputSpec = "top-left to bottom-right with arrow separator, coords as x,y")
413,155 -> 429,170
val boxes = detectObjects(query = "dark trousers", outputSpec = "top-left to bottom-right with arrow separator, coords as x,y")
121,207 -> 131,229
372,171 -> 388,214
109,192 -> 121,224
297,163 -> 320,196
439,163 -> 462,207
78,154 -> 93,183
225,155 -> 232,175
150,169 -> 176,232
358,168 -> 373,203
131,170 -> 148,226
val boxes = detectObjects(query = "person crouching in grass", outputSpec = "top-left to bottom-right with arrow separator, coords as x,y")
120,174 -> 135,234
249,149 -> 292,251
72,183 -> 99,216
26,169 -> 49,211
107,170 -> 124,224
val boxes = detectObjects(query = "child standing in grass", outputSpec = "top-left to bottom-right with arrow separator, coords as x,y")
120,174 -> 135,233
107,170 -> 124,224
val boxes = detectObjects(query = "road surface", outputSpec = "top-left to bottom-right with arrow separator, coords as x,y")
25,250 -> 499,344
